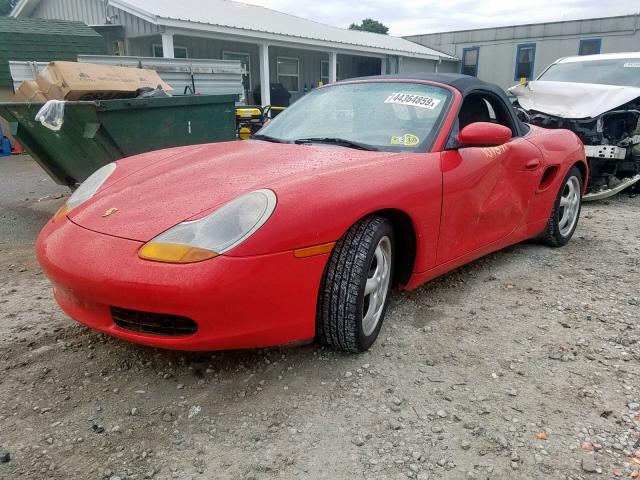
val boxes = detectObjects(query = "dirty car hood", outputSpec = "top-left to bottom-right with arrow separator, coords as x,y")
509,81 -> 640,119
68,140 -> 393,242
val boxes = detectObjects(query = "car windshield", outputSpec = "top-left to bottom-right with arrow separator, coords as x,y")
255,82 -> 451,152
538,58 -> 640,87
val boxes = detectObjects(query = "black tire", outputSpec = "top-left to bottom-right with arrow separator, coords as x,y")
316,216 -> 394,353
542,166 -> 583,247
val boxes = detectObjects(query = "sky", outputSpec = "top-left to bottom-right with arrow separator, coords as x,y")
239,0 -> 638,36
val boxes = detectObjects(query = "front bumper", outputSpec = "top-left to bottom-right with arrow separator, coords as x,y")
36,218 -> 328,350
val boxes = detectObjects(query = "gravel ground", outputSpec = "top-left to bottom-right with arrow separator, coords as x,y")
0,156 -> 639,480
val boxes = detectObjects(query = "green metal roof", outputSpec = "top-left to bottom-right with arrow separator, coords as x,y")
0,17 -> 106,88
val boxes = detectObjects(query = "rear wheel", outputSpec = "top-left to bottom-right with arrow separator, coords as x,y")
317,216 -> 394,352
542,166 -> 583,247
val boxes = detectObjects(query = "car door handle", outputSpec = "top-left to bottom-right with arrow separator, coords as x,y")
525,159 -> 541,170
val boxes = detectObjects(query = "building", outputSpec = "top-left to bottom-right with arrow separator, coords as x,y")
11,0 -> 457,105
0,16 -> 105,101
406,14 -> 640,91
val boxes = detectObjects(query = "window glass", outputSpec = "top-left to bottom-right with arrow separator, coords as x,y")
152,44 -> 188,58
448,93 -> 514,149
174,47 -> 188,59
579,39 -> 601,56
461,48 -> 479,77
538,57 -> 640,87
277,57 -> 299,92
515,44 -> 536,81
258,82 -> 451,153
484,98 -> 496,121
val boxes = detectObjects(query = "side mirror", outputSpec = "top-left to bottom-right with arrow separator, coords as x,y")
457,122 -> 512,147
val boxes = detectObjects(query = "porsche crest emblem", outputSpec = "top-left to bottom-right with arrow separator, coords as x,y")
102,207 -> 119,218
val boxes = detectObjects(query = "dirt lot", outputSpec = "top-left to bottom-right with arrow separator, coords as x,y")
1,155 -> 639,480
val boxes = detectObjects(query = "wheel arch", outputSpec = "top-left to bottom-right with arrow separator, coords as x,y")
364,208 -> 417,287
572,159 -> 588,193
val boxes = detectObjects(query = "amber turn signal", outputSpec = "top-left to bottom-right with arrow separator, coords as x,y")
138,242 -> 218,263
53,204 -> 70,221
293,242 -> 336,258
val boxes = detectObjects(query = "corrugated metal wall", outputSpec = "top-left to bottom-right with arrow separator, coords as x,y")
78,55 -> 244,97
127,35 -> 261,92
32,0 -> 105,24
126,35 -> 401,103
31,0 -> 162,37
406,14 -> 640,90
26,0 -> 439,102
9,56 -> 244,98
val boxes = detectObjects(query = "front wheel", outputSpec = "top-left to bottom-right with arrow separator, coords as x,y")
542,166 -> 583,247
316,216 -> 394,352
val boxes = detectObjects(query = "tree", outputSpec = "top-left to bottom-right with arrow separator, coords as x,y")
0,0 -> 17,16
349,18 -> 389,35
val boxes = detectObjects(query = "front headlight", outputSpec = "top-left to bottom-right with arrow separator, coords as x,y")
139,189 -> 277,263
55,163 -> 117,219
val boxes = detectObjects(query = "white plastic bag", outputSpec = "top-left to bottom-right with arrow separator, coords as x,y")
35,100 -> 65,131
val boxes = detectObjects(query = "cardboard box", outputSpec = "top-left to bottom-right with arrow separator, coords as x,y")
13,80 -> 47,102
36,61 -> 172,101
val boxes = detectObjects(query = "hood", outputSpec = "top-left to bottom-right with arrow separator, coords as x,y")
69,140 -> 394,242
509,81 -> 640,119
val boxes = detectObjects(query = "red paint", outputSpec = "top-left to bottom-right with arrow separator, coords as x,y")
38,220 -> 325,350
36,79 -> 588,351
457,122 -> 512,146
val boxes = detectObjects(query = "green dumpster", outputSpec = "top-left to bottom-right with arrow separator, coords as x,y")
0,94 -> 237,187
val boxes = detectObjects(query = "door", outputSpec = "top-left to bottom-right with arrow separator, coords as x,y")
223,51 -> 251,103
436,92 -> 543,263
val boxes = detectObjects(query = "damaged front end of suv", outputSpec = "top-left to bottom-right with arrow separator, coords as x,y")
510,53 -> 640,200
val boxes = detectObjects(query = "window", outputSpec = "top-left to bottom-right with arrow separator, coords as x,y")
537,57 -> 640,87
152,44 -> 188,59
112,41 -> 125,56
173,47 -> 188,59
258,82 -> 452,153
514,43 -> 536,81
447,92 -> 516,149
223,51 -> 251,94
461,47 -> 479,77
579,38 -> 601,56
277,57 -> 299,93
320,60 -> 341,84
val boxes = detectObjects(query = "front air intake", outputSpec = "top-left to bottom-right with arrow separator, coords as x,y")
111,307 -> 198,336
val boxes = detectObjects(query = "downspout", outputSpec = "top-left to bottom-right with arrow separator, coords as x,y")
435,56 -> 442,73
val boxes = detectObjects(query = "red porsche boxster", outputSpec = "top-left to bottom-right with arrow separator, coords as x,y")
37,74 -> 587,353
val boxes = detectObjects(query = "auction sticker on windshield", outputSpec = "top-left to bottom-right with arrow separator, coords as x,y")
384,92 -> 441,110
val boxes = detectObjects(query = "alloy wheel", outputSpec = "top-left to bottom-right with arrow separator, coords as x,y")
362,236 -> 392,336
558,176 -> 581,237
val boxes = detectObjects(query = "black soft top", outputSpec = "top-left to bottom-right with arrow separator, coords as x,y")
346,73 -> 528,137
350,72 -> 505,97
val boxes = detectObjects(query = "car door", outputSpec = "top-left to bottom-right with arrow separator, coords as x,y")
436,92 -> 544,264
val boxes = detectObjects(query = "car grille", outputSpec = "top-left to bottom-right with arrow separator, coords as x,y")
111,307 -> 198,336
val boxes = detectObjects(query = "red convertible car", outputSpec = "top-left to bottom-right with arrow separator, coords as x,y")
37,74 -> 587,353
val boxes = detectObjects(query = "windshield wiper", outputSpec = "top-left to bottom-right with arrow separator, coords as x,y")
252,134 -> 288,144
294,137 -> 379,151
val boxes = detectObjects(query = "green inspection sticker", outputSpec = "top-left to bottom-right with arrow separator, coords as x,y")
391,133 -> 420,146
